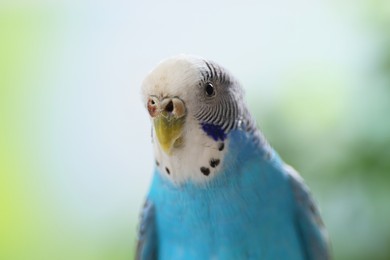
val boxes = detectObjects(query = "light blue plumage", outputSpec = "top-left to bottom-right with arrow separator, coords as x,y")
137,55 -> 330,260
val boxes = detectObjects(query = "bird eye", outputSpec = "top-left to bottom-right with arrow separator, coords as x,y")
205,82 -> 215,97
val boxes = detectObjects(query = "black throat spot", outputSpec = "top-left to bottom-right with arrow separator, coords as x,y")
200,167 -> 210,176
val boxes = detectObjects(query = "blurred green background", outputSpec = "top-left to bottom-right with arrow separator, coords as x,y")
1,1 -> 389,259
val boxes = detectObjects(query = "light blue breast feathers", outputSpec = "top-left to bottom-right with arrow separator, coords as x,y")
137,129 -> 330,260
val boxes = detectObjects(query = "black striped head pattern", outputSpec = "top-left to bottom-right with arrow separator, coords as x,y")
193,59 -> 256,140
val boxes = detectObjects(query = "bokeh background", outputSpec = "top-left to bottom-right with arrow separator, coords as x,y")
1,1 -> 389,259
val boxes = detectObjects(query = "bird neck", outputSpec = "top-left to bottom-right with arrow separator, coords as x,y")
152,123 -> 270,186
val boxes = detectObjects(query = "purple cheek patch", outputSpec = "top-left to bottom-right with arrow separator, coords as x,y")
201,123 -> 227,141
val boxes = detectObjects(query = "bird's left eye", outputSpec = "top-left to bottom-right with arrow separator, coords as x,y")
205,82 -> 215,97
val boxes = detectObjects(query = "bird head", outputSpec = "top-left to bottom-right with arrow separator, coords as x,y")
141,55 -> 255,183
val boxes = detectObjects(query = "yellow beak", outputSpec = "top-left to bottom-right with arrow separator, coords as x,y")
148,97 -> 186,155
154,115 -> 185,154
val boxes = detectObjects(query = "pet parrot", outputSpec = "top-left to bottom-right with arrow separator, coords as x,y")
136,55 -> 330,260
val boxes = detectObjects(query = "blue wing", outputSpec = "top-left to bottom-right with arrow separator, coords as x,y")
285,166 -> 331,260
135,199 -> 157,260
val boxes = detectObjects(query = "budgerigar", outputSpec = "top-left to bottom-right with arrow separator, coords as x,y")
136,55 -> 330,260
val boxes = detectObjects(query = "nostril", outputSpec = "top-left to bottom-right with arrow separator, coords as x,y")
147,98 -> 158,117
165,100 -> 174,113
